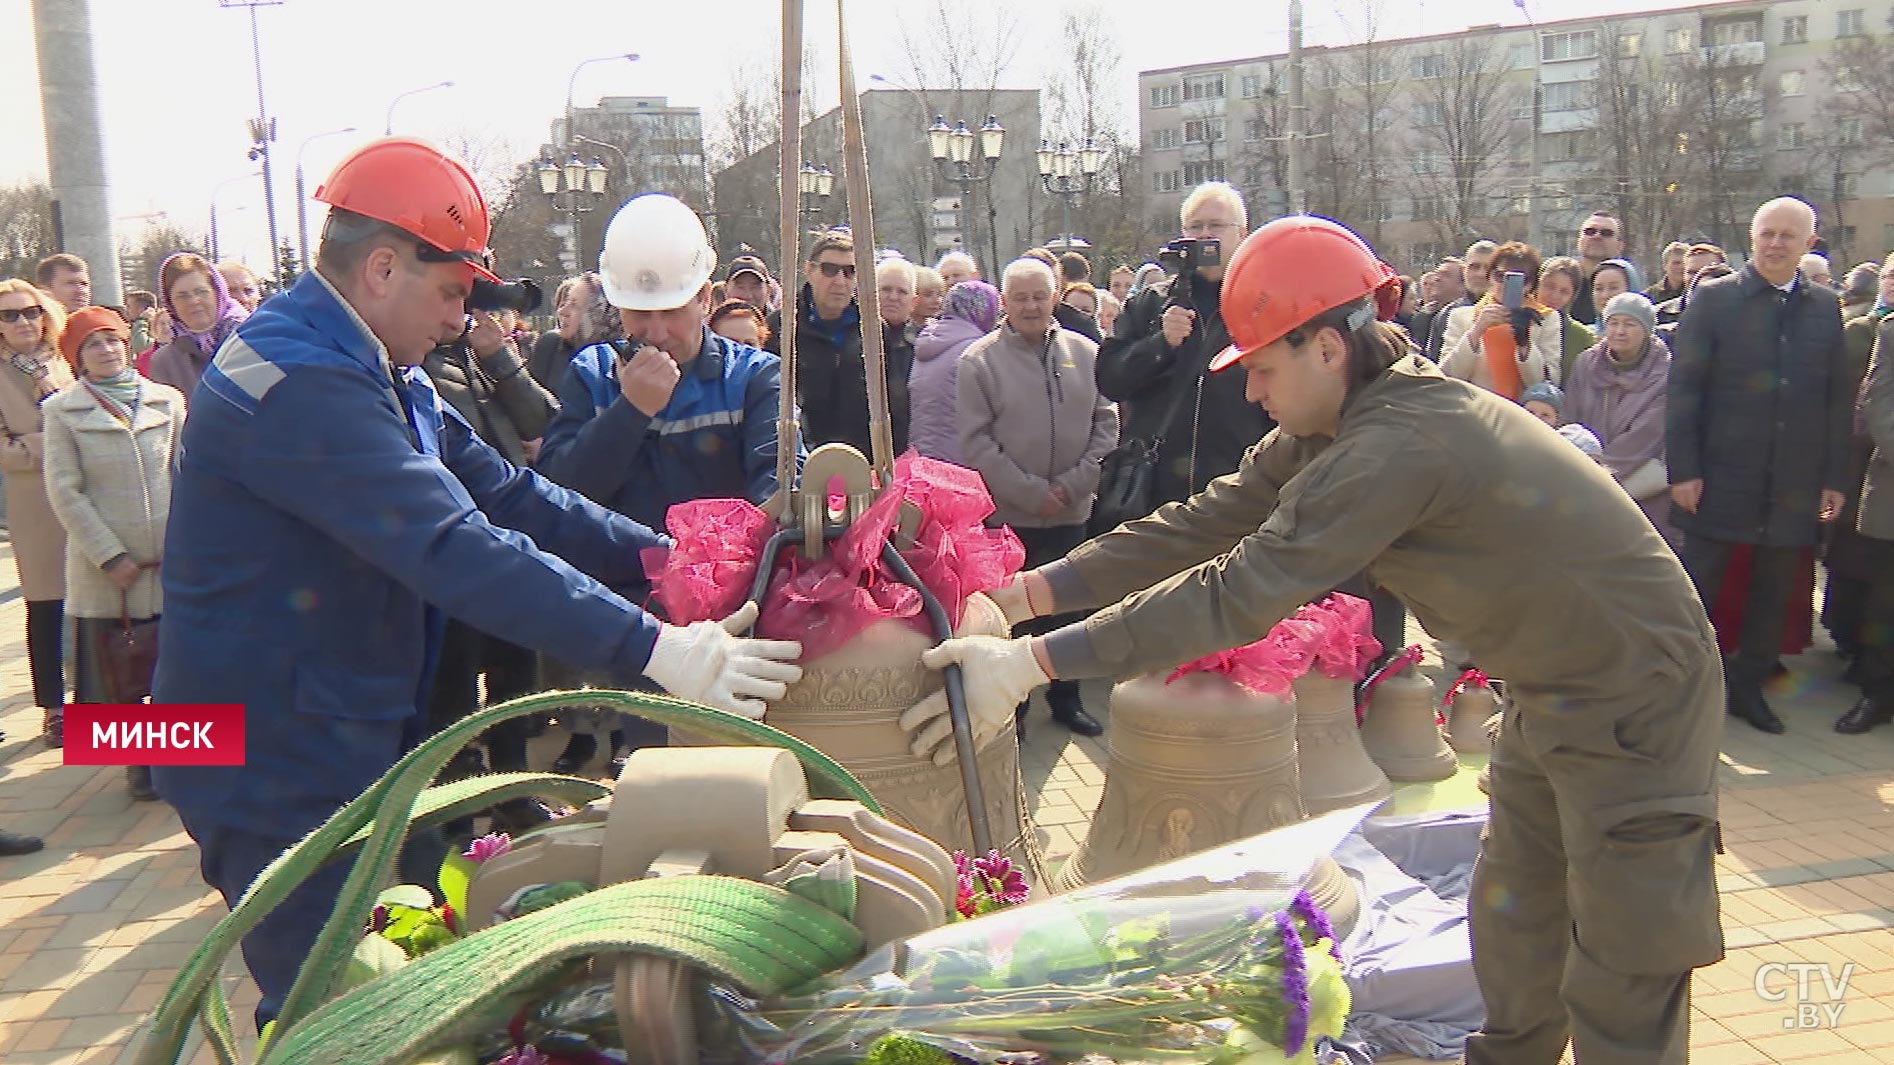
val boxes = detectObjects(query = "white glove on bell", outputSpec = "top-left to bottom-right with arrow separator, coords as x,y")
644,602 -> 804,719
898,635 -> 1049,766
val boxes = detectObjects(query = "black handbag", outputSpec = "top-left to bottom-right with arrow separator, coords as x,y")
1091,358 -> 1201,532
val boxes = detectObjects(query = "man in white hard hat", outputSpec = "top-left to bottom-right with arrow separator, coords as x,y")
538,192 -> 799,530
537,193 -> 804,763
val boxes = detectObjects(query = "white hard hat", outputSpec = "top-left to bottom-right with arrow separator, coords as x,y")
598,193 -> 717,311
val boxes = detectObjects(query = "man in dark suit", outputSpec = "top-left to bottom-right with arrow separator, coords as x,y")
1667,197 -> 1852,733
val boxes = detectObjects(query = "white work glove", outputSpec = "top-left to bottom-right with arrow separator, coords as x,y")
644,602 -> 803,719
898,635 -> 1050,766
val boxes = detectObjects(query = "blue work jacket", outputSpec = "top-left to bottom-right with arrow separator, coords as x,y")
152,271 -> 667,839
535,328 -> 799,531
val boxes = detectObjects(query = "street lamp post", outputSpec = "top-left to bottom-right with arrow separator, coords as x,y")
556,53 -> 639,272
209,171 -> 261,261
797,163 -> 835,222
384,81 -> 453,136
220,0 -> 283,282
537,153 -> 610,271
926,114 -> 1005,273
294,126 -> 357,274
1514,0 -> 1545,250
1037,139 -> 1104,248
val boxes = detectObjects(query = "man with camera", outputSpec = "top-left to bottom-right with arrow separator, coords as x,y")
151,140 -> 804,1027
1095,182 -> 1272,521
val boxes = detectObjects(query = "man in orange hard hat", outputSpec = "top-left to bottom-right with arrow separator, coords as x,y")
152,137 -> 805,1027
902,215 -> 1726,1064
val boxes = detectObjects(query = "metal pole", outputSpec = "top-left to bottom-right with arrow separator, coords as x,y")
295,127 -> 355,277
1287,0 -> 1307,215
31,0 -> 123,304
1517,0 -> 1543,250
248,4 -> 281,278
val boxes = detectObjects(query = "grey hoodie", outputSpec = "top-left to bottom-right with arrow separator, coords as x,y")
956,322 -> 1119,529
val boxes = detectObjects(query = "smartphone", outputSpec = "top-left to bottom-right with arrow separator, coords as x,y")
1500,271 -> 1526,310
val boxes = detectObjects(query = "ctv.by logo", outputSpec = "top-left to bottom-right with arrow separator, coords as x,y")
1754,961 -> 1853,1029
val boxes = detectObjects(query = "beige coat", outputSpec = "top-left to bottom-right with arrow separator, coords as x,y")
40,378 -> 185,619
0,346 -> 74,601
1438,301 -> 1564,391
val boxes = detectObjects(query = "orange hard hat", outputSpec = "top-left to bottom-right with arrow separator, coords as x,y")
1209,215 -> 1400,372
313,136 -> 500,282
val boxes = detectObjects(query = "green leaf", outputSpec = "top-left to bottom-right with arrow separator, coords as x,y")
339,933 -> 410,995
438,854 -> 475,922
377,884 -> 436,911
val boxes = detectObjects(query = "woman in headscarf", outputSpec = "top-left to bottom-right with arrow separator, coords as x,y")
908,279 -> 1000,464
1563,292 -> 1676,547
42,307 -> 187,800
147,252 -> 247,401
0,279 -> 75,746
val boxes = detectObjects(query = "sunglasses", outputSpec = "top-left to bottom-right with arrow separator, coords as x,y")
1582,227 -> 1618,238
813,261 -> 856,279
0,305 -> 46,324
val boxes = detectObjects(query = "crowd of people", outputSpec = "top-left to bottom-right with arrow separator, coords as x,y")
1,130 -> 1891,1064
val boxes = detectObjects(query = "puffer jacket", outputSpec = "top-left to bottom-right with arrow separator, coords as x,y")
908,315 -> 989,464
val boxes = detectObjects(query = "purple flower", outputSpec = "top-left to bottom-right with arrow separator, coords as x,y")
1292,890 -> 1341,959
367,904 -> 390,934
949,850 -> 1030,916
463,832 -> 513,864
494,1048 -> 551,1065
1276,910 -> 1311,1058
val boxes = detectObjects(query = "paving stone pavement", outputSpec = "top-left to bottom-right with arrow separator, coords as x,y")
3,537 -> 1894,1063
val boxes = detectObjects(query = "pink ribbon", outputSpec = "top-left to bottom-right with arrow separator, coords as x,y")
1166,629 -> 1307,697
1352,643 -> 1424,725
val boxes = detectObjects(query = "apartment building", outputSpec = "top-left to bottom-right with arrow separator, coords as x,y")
1137,0 -> 1894,272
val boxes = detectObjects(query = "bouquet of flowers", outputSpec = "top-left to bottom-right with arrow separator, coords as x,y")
703,806 -> 1371,1065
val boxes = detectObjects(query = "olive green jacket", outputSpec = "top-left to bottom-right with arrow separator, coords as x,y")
1040,355 -> 1715,722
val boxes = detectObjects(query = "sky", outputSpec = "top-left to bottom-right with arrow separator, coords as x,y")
1,0 -> 1722,273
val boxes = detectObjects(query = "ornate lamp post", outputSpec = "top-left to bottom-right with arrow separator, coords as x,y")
538,153 -> 610,271
926,114 -> 1004,271
798,163 -> 835,222
1037,139 -> 1104,248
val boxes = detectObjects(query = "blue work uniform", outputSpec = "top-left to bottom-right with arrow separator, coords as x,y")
536,327 -> 797,531
151,271 -> 668,1025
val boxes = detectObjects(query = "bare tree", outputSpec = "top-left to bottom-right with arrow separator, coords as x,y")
1585,21 -> 1700,261
1308,1 -> 1407,245
1041,1 -> 1148,266
1400,34 -> 1521,249
1824,32 -> 1894,167
488,160 -> 574,293
0,182 -> 56,281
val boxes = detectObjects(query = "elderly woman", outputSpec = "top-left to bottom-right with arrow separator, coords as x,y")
148,252 -> 247,401
1440,240 -> 1563,397
42,307 -> 186,800
526,272 -> 621,394
908,279 -> 1000,464
0,279 -> 75,747
1563,292 -> 1675,547
908,265 -> 945,343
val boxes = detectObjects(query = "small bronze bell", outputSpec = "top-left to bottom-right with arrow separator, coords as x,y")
1360,663 -> 1459,782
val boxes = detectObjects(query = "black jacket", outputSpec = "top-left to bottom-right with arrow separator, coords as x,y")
1667,266 -> 1851,546
1094,271 -> 1274,506
765,285 -> 911,456
1054,302 -> 1103,345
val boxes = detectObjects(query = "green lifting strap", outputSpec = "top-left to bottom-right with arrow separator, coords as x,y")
265,876 -> 864,1065
135,690 -> 879,1065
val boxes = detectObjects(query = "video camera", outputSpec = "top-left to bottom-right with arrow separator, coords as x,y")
1156,236 -> 1221,311
468,276 -> 543,316
1157,236 -> 1221,278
